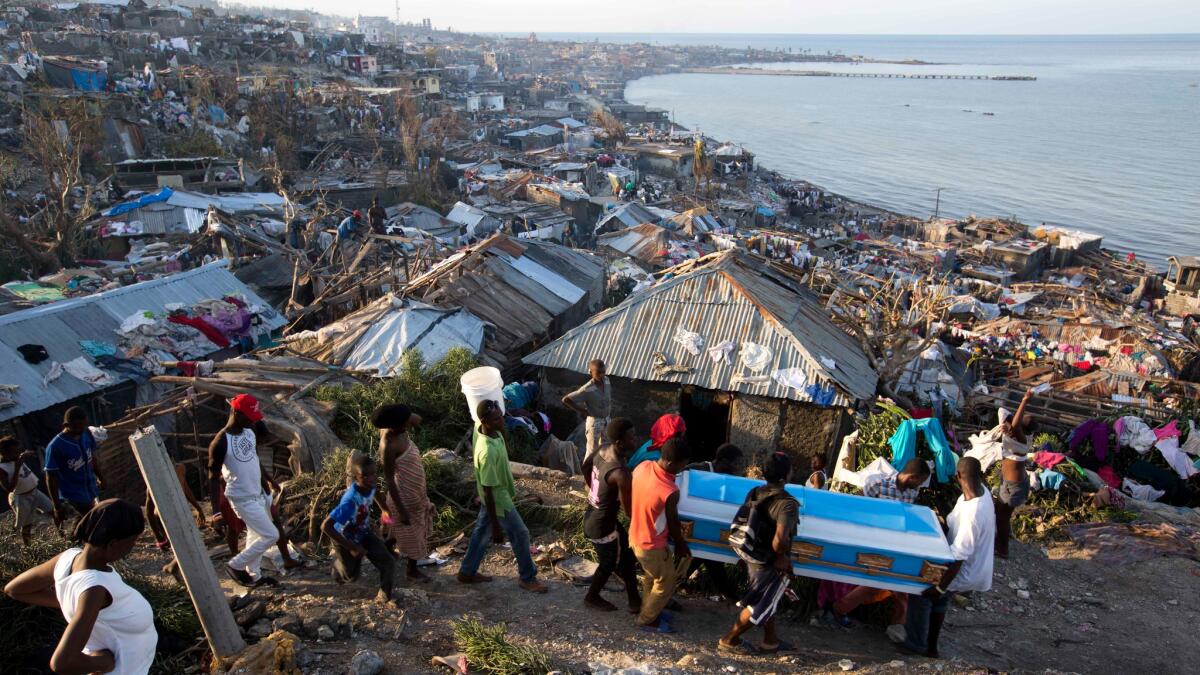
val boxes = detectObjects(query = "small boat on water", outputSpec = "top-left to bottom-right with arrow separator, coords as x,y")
982,112 -> 995,116
676,470 -> 953,594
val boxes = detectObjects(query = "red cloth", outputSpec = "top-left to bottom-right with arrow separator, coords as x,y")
168,313 -> 231,347
649,414 -> 686,450
909,407 -> 933,419
1073,360 -> 1093,371
177,361 -> 197,376
1033,450 -> 1068,469
1097,466 -> 1122,490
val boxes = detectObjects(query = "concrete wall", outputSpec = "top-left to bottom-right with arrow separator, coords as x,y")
539,368 -> 680,442
777,402 -> 847,467
728,394 -> 783,462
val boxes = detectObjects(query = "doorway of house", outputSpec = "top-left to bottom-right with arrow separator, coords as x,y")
679,388 -> 730,463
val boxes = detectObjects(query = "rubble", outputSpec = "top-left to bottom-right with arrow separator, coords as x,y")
0,4 -> 1197,674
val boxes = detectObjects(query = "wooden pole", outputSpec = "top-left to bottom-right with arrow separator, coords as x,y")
129,427 -> 246,659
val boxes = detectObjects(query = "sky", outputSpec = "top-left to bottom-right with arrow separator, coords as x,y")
254,1 -> 1200,35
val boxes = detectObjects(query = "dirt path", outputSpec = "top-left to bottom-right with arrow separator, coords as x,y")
128,512 -> 1200,675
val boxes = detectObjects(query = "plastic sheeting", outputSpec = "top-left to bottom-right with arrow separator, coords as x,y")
342,300 -> 485,376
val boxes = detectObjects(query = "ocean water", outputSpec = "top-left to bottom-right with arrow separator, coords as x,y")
591,34 -> 1200,265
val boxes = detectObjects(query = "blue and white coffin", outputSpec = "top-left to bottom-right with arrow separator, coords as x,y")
676,470 -> 953,594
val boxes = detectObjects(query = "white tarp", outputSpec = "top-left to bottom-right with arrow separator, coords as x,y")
343,299 -> 485,376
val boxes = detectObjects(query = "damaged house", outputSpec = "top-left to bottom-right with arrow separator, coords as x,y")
524,250 -> 878,464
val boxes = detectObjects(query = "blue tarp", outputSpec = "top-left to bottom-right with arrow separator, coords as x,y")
71,68 -> 106,91
756,206 -> 776,217
103,187 -> 173,217
888,417 -> 959,483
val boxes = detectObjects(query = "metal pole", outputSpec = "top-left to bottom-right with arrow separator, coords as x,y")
933,187 -> 944,220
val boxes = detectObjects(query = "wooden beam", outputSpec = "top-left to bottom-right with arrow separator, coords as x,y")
129,427 -> 246,659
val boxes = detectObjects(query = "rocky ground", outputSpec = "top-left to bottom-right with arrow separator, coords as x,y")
130,472 -> 1200,675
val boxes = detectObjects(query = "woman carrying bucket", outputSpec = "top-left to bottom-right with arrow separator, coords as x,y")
562,359 -> 612,466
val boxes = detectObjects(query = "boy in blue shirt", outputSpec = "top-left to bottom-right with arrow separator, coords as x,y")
322,452 -> 397,604
44,407 -> 103,523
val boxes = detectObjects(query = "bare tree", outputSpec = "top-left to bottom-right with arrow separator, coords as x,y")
824,272 -> 953,404
590,109 -> 627,147
21,100 -> 102,268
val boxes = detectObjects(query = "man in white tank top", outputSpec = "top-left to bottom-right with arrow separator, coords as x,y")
208,394 -> 279,586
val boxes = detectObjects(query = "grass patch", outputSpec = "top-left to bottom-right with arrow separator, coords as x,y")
452,617 -> 551,675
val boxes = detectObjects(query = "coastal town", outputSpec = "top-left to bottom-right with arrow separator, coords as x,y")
0,3 -> 1199,675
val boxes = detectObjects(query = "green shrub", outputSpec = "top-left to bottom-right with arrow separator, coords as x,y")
452,617 -> 551,675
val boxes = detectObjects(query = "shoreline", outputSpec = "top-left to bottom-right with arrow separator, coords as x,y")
617,72 -> 1166,266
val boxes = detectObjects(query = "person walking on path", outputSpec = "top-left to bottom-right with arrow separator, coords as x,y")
45,407 -> 103,524
375,404 -> 436,582
1,435 -> 54,545
457,400 -> 548,593
719,452 -> 799,654
323,452 -> 397,605
630,437 -> 692,632
208,394 -> 281,587
899,456 -> 995,658
582,418 -> 643,613
5,499 -> 157,675
563,359 -> 612,465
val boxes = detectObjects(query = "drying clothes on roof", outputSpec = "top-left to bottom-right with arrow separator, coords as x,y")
707,340 -> 736,364
771,368 -> 808,391
0,384 -> 17,410
168,314 -> 230,348
673,326 -> 704,356
804,383 -> 837,407
61,357 -> 116,388
739,342 -> 772,372
888,417 -> 957,483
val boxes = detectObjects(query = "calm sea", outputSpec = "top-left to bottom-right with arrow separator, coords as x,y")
542,33 -> 1200,265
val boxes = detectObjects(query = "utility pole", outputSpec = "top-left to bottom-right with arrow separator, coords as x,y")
933,187 -> 944,221
129,427 -> 245,660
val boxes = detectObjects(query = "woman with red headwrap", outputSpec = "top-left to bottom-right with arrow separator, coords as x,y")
626,414 -> 687,470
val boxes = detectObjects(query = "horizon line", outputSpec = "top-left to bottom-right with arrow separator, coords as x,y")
475,30 -> 1200,37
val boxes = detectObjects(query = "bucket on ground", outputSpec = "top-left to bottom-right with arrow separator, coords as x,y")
461,366 -> 505,422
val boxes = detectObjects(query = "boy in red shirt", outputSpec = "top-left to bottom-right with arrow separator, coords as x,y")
629,437 -> 691,632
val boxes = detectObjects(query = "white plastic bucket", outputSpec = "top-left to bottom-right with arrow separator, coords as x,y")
461,366 -> 505,422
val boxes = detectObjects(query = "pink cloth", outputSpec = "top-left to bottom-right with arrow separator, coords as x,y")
1097,465 -> 1122,490
1154,420 -> 1181,441
1033,450 -> 1068,469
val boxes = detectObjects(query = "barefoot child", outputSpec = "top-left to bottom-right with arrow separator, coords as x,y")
375,404 -> 436,582
322,453 -> 397,604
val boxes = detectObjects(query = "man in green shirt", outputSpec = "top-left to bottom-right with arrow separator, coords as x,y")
456,399 -> 548,593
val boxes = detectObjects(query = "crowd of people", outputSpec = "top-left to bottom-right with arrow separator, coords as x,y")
0,359 -> 1007,673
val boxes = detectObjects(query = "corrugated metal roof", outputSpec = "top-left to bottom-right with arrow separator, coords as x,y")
0,262 -> 285,423
523,250 -> 878,405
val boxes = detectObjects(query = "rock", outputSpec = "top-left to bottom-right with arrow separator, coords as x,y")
299,606 -> 336,638
294,642 -> 317,668
316,624 -> 335,641
1168,599 -> 1180,606
247,619 -> 273,639
392,587 -> 430,605
888,660 -> 906,668
838,660 -> 856,671
272,614 -> 302,635
348,650 -> 385,675
234,599 -> 268,628
1016,589 -> 1031,600
1017,577 -> 1029,590
424,448 -> 458,464
676,653 -> 706,670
